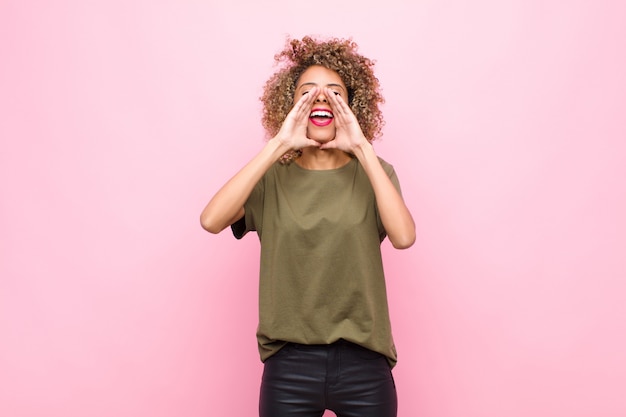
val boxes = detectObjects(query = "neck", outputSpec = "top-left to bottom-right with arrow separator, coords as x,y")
296,147 -> 352,170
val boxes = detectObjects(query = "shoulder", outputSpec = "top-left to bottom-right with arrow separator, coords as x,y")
376,156 -> 396,176
353,155 -> 396,176
260,161 -> 283,181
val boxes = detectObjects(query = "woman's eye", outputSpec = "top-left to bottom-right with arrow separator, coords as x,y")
333,91 -> 340,96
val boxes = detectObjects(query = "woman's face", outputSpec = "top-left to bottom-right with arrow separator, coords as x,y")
294,65 -> 348,144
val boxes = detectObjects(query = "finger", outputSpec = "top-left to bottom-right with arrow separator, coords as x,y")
326,88 -> 354,126
325,87 -> 350,112
303,139 -> 322,148
292,87 -> 318,120
325,87 -> 340,113
318,140 -> 338,150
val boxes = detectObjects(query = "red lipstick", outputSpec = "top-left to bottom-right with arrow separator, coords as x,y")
309,108 -> 334,127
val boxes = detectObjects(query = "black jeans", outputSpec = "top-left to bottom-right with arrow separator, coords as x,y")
259,340 -> 397,417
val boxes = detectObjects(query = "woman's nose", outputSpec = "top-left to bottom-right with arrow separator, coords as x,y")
315,91 -> 328,103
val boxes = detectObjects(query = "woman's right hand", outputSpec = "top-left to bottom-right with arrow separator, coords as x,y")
273,87 -> 321,150
200,89 -> 320,234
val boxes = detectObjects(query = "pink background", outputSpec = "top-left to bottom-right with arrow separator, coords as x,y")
1,1 -> 625,416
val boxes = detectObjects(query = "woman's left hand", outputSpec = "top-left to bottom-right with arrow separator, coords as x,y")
319,88 -> 369,153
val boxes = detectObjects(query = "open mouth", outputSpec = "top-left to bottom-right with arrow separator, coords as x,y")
309,108 -> 334,127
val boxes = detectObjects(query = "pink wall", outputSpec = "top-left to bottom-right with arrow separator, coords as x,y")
1,1 -> 625,416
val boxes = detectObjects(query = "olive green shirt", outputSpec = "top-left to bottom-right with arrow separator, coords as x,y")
232,156 -> 402,367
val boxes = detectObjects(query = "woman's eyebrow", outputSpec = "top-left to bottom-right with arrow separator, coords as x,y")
297,82 -> 346,92
327,83 -> 346,91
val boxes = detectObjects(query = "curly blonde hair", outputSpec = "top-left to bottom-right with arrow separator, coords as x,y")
260,36 -> 385,163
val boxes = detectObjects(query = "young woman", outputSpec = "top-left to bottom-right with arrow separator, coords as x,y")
201,36 -> 415,417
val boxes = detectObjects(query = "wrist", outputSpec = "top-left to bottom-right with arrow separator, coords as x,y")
352,139 -> 374,160
268,136 -> 293,158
